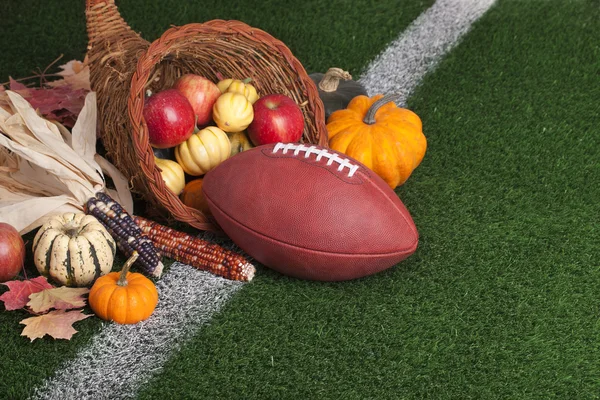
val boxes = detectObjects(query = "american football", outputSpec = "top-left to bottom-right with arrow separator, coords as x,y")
202,142 -> 419,280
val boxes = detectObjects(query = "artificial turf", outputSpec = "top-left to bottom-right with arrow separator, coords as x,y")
1,0 -> 598,398
0,0 -> 434,83
135,0 -> 600,398
0,0 -> 434,399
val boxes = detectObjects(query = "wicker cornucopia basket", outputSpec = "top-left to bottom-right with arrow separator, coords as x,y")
85,0 -> 328,231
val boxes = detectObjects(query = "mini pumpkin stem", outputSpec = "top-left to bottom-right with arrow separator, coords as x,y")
117,251 -> 139,287
318,68 -> 353,92
242,77 -> 252,84
363,93 -> 403,124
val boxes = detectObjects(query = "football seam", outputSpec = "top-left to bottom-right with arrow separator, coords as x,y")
261,149 -> 366,185
261,144 -> 418,243
204,194 -> 419,257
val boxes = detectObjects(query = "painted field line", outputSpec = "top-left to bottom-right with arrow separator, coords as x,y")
359,0 -> 497,104
30,243 -> 247,400
29,1 -> 495,399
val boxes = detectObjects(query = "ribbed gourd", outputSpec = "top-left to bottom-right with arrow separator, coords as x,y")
154,156 -> 186,195
212,92 -> 254,132
217,78 -> 260,104
32,213 -> 116,287
89,252 -> 158,324
175,126 -> 231,175
326,94 -> 427,189
227,131 -> 254,156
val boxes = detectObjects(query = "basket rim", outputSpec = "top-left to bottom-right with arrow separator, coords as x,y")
127,20 -> 327,231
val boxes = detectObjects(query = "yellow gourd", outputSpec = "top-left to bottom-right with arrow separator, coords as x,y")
154,157 -> 185,195
175,126 -> 231,176
326,94 -> 426,189
212,92 -> 254,132
217,78 -> 259,104
227,131 -> 254,157
217,78 -> 235,93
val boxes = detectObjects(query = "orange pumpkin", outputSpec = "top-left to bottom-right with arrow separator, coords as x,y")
180,179 -> 211,215
326,94 -> 426,189
89,252 -> 158,324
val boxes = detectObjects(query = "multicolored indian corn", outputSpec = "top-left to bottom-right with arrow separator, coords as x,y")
133,216 -> 255,282
85,192 -> 164,278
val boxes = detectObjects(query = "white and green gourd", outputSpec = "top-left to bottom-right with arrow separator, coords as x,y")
32,213 -> 116,287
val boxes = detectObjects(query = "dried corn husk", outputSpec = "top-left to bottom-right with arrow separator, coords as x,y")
0,90 -> 132,234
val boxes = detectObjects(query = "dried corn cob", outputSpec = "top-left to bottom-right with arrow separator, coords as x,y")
86,192 -> 164,278
134,216 -> 255,282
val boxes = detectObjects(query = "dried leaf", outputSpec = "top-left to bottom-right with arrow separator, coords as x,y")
0,276 -> 53,311
20,309 -> 91,341
51,120 -> 73,147
0,90 -> 132,234
57,60 -> 86,76
47,59 -> 91,91
9,77 -> 28,91
7,91 -> 103,185
95,154 -> 134,215
0,129 -> 96,200
27,286 -> 90,313
0,82 -> 88,128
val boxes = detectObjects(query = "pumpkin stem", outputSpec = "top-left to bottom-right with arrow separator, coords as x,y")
318,68 -> 353,92
117,251 -> 139,287
242,77 -> 252,84
363,93 -> 403,124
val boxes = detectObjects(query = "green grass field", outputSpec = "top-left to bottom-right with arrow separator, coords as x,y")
1,0 -> 600,399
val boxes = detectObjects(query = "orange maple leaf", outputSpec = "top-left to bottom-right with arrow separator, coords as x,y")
27,287 -> 90,314
20,310 -> 91,341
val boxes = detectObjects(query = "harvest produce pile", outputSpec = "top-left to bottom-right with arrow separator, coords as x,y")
144,74 -> 307,202
0,4 -> 426,341
0,72 -> 257,339
3,1 -> 599,398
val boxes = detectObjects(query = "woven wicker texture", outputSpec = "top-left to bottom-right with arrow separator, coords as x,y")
85,0 -> 327,230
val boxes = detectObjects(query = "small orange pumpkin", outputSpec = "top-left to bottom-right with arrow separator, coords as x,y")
89,252 -> 158,324
326,94 -> 426,189
180,179 -> 211,215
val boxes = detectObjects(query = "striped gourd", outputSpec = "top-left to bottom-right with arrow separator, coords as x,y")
32,213 -> 116,287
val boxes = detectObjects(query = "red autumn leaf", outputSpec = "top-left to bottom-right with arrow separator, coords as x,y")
8,77 -> 28,91
5,86 -> 87,128
0,276 -> 54,311
20,309 -> 91,341
2,64 -> 90,128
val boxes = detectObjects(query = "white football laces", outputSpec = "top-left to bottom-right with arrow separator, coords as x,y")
272,142 -> 359,178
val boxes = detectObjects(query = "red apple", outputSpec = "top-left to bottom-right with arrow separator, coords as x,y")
173,74 -> 221,127
144,89 -> 196,149
247,94 -> 304,146
0,222 -> 25,282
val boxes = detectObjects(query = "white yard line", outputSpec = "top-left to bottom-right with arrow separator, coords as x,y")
30,256 -> 246,400
29,1 -> 496,398
359,0 -> 497,104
